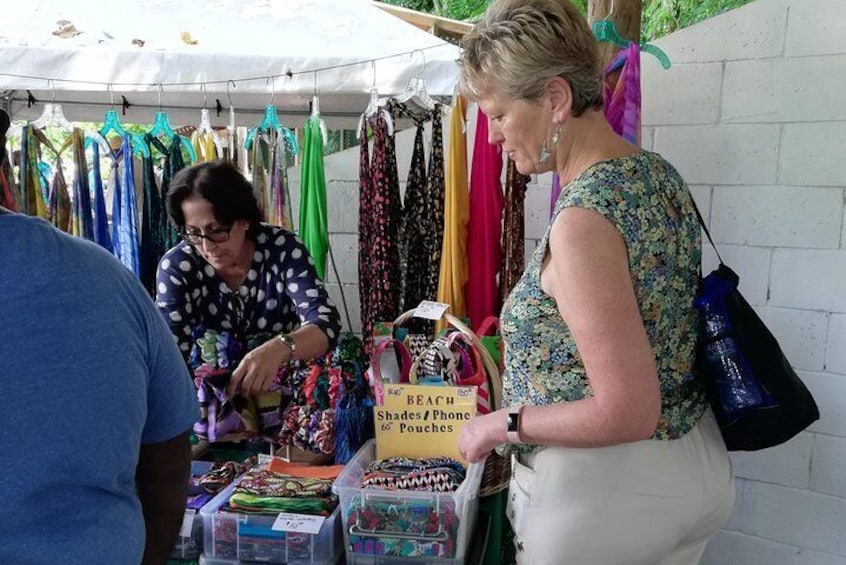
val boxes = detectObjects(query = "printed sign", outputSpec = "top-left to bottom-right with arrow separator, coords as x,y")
375,384 -> 477,463
413,300 -> 450,320
179,509 -> 196,538
271,512 -> 327,535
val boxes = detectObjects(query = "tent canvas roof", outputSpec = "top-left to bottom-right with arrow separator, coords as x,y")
0,0 -> 460,126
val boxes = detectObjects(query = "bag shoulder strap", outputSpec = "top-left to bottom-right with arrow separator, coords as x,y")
686,191 -> 723,266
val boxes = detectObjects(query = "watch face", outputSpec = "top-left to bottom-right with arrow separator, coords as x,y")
507,411 -> 520,432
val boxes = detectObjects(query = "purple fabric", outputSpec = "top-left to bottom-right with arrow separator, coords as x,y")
549,173 -> 561,219
603,43 -> 641,146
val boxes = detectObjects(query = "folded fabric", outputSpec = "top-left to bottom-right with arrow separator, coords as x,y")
226,492 -> 336,516
234,468 -> 335,499
360,456 -> 467,493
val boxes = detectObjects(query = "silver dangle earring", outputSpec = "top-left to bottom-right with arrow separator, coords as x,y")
538,123 -> 561,165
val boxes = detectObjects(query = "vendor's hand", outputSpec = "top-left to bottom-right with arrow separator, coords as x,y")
228,338 -> 291,397
458,410 -> 508,463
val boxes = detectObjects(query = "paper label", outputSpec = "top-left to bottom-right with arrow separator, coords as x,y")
179,509 -> 196,538
271,512 -> 326,534
375,384 -> 477,463
257,453 -> 274,466
413,300 -> 450,320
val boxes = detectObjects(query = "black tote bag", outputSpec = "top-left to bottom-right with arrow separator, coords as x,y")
690,201 -> 820,451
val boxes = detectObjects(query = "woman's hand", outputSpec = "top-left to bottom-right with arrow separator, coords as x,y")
458,409 -> 508,463
228,338 -> 291,397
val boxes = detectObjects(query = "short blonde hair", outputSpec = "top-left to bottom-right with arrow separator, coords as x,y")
459,0 -> 603,116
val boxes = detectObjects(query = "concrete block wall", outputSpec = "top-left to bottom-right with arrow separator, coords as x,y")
641,0 -> 846,562
298,0 -> 844,562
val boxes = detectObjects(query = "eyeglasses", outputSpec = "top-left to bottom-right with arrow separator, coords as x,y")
180,225 -> 233,244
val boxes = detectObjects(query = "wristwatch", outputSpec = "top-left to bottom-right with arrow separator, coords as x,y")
276,333 -> 297,357
506,405 -> 524,444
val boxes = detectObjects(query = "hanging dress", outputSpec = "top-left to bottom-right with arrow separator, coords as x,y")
466,107 -> 504,330
500,157 -> 529,303
604,42 -> 642,146
32,128 -> 72,233
436,95 -> 469,332
358,111 -> 402,351
390,100 -> 429,315
19,126 -> 48,219
251,131 -> 293,229
69,129 -> 94,241
423,106 -> 445,307
108,134 -> 141,276
0,137 -> 18,211
87,140 -> 113,252
147,134 -> 187,250
191,131 -> 220,163
298,115 -> 329,280
139,143 -> 166,295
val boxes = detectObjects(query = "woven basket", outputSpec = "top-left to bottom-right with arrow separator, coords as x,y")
393,309 -> 511,497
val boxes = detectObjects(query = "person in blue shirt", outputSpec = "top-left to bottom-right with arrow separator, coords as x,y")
0,109 -> 200,565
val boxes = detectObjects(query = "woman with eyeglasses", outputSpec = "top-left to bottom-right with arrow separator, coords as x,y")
155,160 -> 341,398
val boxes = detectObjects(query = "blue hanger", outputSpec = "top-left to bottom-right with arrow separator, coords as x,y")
84,86 -> 151,158
244,78 -> 298,155
592,18 -> 671,70
146,85 -> 197,163
148,110 -> 197,163
245,105 -> 299,156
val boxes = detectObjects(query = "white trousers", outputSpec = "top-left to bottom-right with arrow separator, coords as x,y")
507,408 -> 735,565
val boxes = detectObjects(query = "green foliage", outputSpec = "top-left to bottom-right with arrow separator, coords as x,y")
641,0 -> 753,41
377,0 -> 753,41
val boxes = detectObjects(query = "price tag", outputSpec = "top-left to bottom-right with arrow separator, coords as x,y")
272,512 -> 326,535
179,509 -> 196,538
414,300 -> 450,320
257,453 -> 274,466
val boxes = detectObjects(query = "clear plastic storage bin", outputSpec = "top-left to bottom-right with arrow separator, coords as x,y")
332,440 -> 483,564
199,480 -> 343,564
170,460 -> 214,561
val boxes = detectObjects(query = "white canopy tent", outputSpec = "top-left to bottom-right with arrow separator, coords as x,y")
0,0 -> 461,127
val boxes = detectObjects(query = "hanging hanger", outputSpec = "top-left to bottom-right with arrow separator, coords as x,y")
310,71 -> 329,147
394,51 -> 436,111
592,0 -> 671,69
30,80 -> 74,132
244,75 -> 299,155
148,83 -> 197,163
357,60 -> 394,140
85,84 -> 150,157
226,80 -> 237,158
197,83 -> 224,157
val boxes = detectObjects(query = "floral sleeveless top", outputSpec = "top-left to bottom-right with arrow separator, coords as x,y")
501,151 -> 707,443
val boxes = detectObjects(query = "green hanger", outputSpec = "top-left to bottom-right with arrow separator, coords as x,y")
148,111 -> 198,163
244,105 -> 299,156
592,19 -> 671,70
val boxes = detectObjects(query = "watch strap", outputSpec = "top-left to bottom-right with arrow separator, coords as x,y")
506,405 -> 524,444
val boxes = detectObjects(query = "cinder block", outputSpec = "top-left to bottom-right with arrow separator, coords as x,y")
710,186 -> 842,249
325,233 -> 358,285
689,185 -> 712,225
801,371 -> 846,437
701,244 -> 771,306
785,0 -> 846,57
757,307 -> 828,372
653,125 -> 780,185
812,434 -> 846,499
642,62 -> 722,126
649,0 -> 787,64
642,127 -> 655,151
770,250 -> 846,313
730,431 -> 813,489
742,481 -> 846,556
826,315 -> 846,375
797,549 -> 846,565
723,478 -> 746,532
723,58 -> 846,123
326,181 -> 360,234
701,531 -> 800,565
524,184 -> 551,240
324,142 -> 362,182
325,283 -> 361,334
780,123 -> 846,187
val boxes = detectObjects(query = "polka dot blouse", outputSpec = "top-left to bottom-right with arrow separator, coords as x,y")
155,224 -> 342,360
